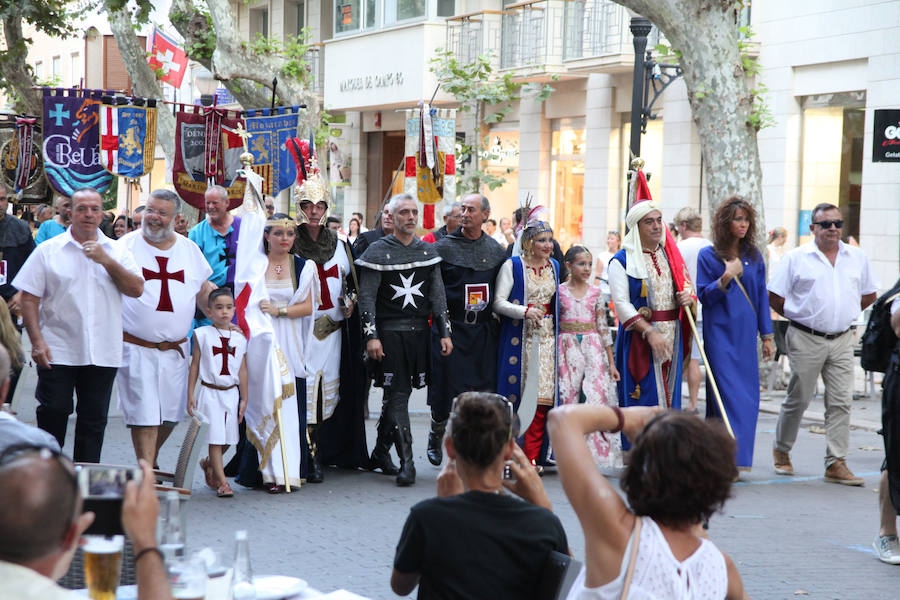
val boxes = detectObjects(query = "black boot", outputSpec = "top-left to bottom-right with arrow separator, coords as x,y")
369,412 -> 400,475
426,418 -> 447,466
306,425 -> 323,483
394,424 -> 416,486
386,390 -> 415,486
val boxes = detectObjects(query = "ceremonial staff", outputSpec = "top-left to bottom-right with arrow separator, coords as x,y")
626,158 -> 735,439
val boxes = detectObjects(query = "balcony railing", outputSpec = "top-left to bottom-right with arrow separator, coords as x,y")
445,10 -> 504,66
306,44 -> 324,96
562,0 -> 661,62
500,0 -> 566,71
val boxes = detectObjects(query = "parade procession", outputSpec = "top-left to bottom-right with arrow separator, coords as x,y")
1,1 -> 900,598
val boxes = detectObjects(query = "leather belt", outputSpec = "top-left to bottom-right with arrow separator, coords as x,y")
789,320 -> 850,340
123,332 -> 187,358
201,381 -> 237,391
379,317 -> 429,332
559,322 -> 597,334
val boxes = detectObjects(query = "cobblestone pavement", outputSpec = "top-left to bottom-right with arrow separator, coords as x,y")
10,363 -> 896,599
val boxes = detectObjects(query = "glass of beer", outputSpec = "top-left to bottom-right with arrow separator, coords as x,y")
83,535 -> 123,600
168,556 -> 207,600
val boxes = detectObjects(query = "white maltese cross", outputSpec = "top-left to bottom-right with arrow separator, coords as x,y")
390,272 -> 424,309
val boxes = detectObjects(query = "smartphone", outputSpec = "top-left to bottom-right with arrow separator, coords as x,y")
503,460 -> 516,483
77,466 -> 142,536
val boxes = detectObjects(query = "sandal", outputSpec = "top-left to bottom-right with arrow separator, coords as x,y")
199,457 -> 215,490
216,482 -> 234,498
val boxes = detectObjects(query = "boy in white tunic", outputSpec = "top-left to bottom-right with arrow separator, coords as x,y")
188,287 -> 248,497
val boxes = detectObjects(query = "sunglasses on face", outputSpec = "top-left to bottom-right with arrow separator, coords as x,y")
451,393 -> 516,441
813,219 -> 843,229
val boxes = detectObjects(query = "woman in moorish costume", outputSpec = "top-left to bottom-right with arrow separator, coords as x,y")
494,206 -> 560,466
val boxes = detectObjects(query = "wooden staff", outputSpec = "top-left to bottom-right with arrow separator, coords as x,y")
682,307 -> 735,439
274,406 -> 293,492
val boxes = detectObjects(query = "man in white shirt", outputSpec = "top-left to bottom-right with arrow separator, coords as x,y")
0,449 -> 170,600
117,189 -> 215,466
768,203 -> 879,485
674,207 -> 713,413
14,188 -> 144,463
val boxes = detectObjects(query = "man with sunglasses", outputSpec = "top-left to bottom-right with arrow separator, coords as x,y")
0,449 -> 171,599
768,203 -> 879,485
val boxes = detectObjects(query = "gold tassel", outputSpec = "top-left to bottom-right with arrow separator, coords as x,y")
641,280 -> 647,298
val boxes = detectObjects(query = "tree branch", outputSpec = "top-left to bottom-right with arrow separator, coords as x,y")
0,9 -> 42,113
106,5 -> 176,163
168,0 -> 271,110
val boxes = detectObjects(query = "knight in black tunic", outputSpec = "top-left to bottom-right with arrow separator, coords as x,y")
426,194 -> 507,465
356,194 -> 451,486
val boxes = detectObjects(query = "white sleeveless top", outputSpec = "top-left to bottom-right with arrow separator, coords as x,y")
567,517 -> 728,600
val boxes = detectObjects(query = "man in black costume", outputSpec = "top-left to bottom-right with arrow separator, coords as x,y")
356,193 -> 452,486
353,200 -> 393,257
426,193 -> 507,465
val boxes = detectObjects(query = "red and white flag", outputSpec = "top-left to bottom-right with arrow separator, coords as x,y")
147,29 -> 189,88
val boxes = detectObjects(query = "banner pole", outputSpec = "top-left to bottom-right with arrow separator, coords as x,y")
682,308 -> 735,439
274,406 -> 292,492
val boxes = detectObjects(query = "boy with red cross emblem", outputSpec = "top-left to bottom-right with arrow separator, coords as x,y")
188,287 -> 248,498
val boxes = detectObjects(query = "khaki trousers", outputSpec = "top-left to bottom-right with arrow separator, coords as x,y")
774,326 -> 854,468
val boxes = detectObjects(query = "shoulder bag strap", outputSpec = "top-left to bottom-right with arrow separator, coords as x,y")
620,516 -> 642,600
733,275 -> 757,319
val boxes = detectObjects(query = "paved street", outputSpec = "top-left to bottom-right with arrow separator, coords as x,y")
9,362 -> 896,599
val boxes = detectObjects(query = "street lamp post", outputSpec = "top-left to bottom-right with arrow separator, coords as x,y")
629,17 -> 652,160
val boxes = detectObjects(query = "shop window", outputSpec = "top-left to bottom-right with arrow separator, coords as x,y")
799,92 -> 865,243
550,119 -> 585,250
482,131 -> 520,226
620,118 -> 664,217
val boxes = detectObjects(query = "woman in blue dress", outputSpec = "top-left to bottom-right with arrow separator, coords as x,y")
697,196 -> 775,470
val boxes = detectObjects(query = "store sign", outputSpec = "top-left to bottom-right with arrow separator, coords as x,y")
873,109 -> 900,162
339,72 -> 405,92
481,134 -> 520,167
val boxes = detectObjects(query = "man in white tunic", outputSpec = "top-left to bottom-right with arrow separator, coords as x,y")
291,168 -> 368,480
13,188 -> 144,463
117,189 -> 215,465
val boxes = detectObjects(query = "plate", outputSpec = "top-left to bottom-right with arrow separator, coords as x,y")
253,575 -> 309,599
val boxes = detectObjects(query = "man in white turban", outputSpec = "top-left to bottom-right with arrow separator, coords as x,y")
608,200 -> 694,447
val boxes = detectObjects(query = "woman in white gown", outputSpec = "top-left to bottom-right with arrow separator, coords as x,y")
256,214 -> 316,492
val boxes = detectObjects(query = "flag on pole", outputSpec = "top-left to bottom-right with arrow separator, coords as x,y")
148,29 -> 189,88
404,106 -> 456,230
99,97 -> 157,178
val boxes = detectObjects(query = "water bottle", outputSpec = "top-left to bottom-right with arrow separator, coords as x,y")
159,491 -> 185,562
231,530 -> 256,599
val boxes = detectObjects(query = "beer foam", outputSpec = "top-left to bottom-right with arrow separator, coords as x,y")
83,535 -> 124,554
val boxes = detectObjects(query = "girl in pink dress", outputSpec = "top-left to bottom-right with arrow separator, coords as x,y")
558,246 -> 622,467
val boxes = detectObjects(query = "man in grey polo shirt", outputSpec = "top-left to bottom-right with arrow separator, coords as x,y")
768,203 -> 879,485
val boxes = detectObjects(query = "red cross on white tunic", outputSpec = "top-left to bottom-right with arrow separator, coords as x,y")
212,336 -> 235,376
317,263 -> 339,310
142,256 -> 185,312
